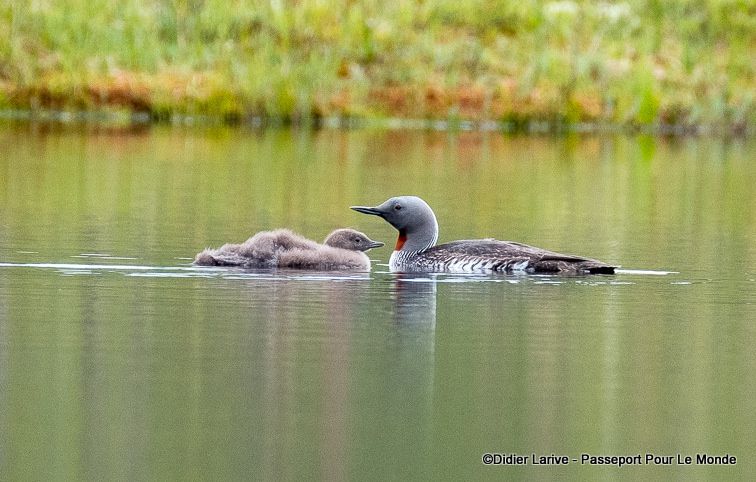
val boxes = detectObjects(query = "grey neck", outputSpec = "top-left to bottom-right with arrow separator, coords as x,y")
401,216 -> 439,252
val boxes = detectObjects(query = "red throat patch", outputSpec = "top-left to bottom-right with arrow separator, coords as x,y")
395,232 -> 407,251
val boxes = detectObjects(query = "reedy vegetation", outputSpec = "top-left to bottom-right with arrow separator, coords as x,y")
0,0 -> 753,130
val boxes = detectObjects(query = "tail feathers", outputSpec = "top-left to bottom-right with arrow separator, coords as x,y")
194,249 -> 220,266
585,265 -> 617,274
193,247 -> 275,268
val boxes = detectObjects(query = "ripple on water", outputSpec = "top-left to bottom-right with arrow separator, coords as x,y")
0,261 -> 684,286
0,262 -> 375,282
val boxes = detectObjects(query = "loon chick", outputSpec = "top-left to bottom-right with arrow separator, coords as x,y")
194,228 -> 383,270
278,229 -> 382,270
351,196 -> 616,274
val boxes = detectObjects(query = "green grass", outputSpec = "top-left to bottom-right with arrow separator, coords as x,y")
0,0 -> 753,131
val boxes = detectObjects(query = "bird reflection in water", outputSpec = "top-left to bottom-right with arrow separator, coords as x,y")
384,273 -> 438,475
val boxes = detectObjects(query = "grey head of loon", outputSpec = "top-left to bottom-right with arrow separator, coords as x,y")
323,228 -> 384,252
351,196 -> 439,252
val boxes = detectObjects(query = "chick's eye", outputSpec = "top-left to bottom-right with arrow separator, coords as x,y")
394,205 -> 402,210
355,238 -> 361,243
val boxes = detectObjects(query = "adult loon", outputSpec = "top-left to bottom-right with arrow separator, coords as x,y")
194,228 -> 383,271
351,196 -> 616,274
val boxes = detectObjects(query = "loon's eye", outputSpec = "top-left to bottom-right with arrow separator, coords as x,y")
355,238 -> 361,243
394,205 -> 402,210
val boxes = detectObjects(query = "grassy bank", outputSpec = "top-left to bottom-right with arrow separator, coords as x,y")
1,0 -> 753,131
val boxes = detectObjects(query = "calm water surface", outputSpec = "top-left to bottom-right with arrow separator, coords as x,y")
0,124 -> 754,480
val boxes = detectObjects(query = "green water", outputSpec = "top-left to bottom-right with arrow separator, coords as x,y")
0,124 -> 754,481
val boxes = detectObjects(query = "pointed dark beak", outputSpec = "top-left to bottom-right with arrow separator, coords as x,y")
350,205 -> 385,217
366,240 -> 384,249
